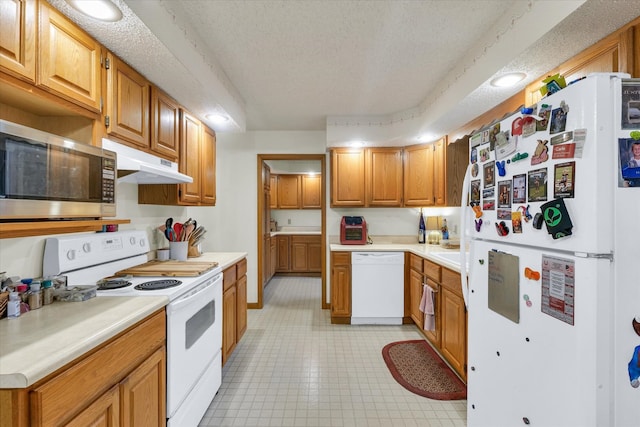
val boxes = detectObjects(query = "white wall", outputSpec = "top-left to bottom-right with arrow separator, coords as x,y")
271,210 -> 321,228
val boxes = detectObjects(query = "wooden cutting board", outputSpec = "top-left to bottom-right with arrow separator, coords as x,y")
115,260 -> 219,277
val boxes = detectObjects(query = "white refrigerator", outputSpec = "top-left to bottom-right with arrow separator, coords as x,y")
459,73 -> 639,427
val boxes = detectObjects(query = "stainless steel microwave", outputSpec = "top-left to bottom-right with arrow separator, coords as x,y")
0,120 -> 116,220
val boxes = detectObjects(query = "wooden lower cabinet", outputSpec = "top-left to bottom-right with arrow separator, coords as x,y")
276,235 -> 290,272
330,251 -> 351,324
406,253 -> 467,381
1,310 -> 167,427
269,237 -> 277,279
222,258 -> 248,365
276,235 -> 321,274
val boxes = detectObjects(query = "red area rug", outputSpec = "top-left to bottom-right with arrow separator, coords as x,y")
382,340 -> 467,400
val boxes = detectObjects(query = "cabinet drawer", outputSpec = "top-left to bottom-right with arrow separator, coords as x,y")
30,310 -> 165,426
409,254 -> 423,272
237,258 -> 247,278
290,235 -> 320,244
423,259 -> 441,282
332,251 -> 350,265
441,267 -> 462,296
223,265 -> 237,290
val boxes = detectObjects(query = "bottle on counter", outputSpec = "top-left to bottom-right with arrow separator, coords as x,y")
441,218 -> 449,240
42,280 -> 54,305
418,209 -> 426,244
7,292 -> 21,318
28,281 -> 42,310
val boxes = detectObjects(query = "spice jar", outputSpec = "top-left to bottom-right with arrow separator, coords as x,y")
28,281 -> 42,310
42,280 -> 54,305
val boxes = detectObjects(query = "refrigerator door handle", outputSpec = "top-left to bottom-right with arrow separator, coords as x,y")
459,164 -> 472,309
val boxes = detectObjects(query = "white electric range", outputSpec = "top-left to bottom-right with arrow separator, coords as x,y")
43,230 -> 223,427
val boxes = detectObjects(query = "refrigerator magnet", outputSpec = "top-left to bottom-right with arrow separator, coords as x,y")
471,180 -> 481,204
550,107 -> 568,134
541,255 -> 575,325
540,198 -> 574,239
632,317 -> 640,337
531,139 -> 550,165
528,168 -> 548,202
511,211 -> 523,233
628,345 -> 640,388
536,104 -> 552,131
483,161 -> 495,187
498,181 -> 512,208
554,162 -> 575,198
522,116 -> 536,137
471,163 -> 479,177
513,174 -> 527,204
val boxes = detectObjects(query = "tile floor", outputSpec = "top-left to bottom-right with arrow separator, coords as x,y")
200,276 -> 467,427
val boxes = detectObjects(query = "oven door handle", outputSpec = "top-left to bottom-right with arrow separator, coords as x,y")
167,274 -> 221,314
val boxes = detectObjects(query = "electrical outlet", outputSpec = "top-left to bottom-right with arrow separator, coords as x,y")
288,219 -> 291,225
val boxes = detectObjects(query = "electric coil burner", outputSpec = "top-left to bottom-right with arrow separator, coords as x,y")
96,278 -> 132,290
134,279 -> 182,291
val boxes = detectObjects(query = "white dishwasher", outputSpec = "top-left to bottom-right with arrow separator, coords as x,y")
351,252 -> 405,325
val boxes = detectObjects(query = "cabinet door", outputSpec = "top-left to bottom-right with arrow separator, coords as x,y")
301,174 -> 321,208
445,135 -> 469,206
276,235 -> 290,272
179,110 -> 202,204
38,3 -> 102,112
330,252 -> 351,322
270,237 -> 277,277
106,53 -> 150,147
64,385 -> 120,427
307,238 -> 322,273
290,240 -> 308,272
0,0 -> 36,82
222,286 -> 237,365
403,144 -> 435,206
150,86 -> 179,161
236,273 -> 247,341
409,269 -> 424,329
440,286 -> 466,380
200,125 -> 216,205
331,149 -> 365,207
433,138 -> 446,206
366,147 -> 403,206
277,175 -> 300,209
120,347 -> 166,427
269,174 -> 278,208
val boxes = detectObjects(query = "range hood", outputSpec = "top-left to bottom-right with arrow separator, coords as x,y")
102,139 -> 193,184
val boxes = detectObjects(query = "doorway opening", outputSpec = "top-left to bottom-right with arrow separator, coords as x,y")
255,154 -> 327,310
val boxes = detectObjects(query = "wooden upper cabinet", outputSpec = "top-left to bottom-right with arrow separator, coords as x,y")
269,174 -> 278,209
445,135 -> 469,206
200,125 -> 216,205
150,86 -> 180,161
403,143 -> 435,207
0,0 -> 36,82
301,174 -> 321,209
38,2 -> 102,112
277,175 -> 301,209
179,110 -> 202,204
366,147 -> 403,207
331,149 -> 365,207
106,53 -> 150,148
432,138 -> 446,206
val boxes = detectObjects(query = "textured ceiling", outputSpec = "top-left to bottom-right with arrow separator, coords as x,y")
48,0 -> 640,146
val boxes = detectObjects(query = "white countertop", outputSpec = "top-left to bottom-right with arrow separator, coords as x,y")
0,252 -> 248,389
270,226 -> 321,236
0,296 -> 168,388
196,252 -> 247,271
330,242 -> 465,273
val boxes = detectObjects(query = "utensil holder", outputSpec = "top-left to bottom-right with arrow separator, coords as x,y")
156,248 -> 170,261
169,241 -> 189,261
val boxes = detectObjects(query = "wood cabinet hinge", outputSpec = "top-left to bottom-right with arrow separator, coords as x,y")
100,97 -> 103,113
105,115 -> 110,127
104,57 -> 110,69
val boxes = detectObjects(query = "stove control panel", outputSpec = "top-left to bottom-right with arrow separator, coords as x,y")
44,231 -> 149,275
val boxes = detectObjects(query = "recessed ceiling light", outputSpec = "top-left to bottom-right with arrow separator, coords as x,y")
350,140 -> 365,148
490,72 -> 526,88
66,0 -> 123,22
206,113 -> 230,124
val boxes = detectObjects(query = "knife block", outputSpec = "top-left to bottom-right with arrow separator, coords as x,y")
188,244 -> 201,258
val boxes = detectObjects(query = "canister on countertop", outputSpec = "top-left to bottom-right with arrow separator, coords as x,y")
7,292 -> 20,318
29,281 -> 42,310
42,280 -> 54,305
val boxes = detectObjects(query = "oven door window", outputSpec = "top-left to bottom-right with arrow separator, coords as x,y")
185,299 -> 215,349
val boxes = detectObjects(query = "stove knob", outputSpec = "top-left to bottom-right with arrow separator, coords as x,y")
66,249 -> 76,260
82,243 -> 91,253
130,236 -> 137,246
139,238 -> 146,247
